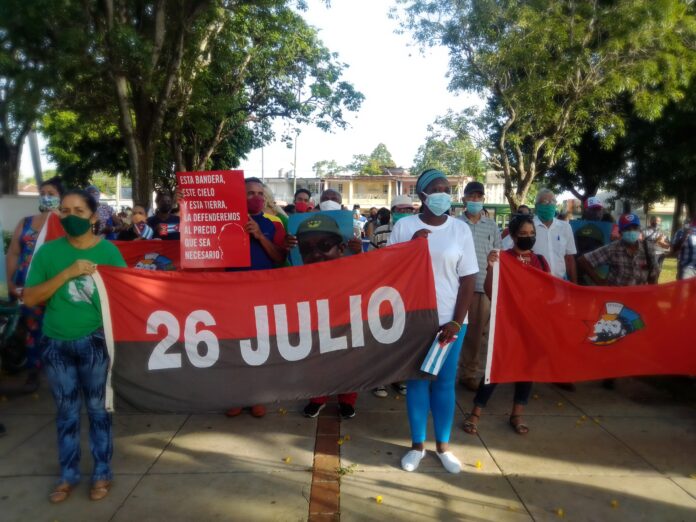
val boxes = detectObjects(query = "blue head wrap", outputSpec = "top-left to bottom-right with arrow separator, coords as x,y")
416,168 -> 446,195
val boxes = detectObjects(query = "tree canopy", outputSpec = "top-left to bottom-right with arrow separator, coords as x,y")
397,0 -> 696,210
411,110 -> 484,178
349,143 -> 397,176
3,1 -> 363,204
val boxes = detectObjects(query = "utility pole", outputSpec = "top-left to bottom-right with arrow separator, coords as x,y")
261,147 -> 265,181
293,133 -> 298,195
28,130 -> 43,186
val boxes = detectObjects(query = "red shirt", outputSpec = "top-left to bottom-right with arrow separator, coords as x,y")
503,249 -> 550,273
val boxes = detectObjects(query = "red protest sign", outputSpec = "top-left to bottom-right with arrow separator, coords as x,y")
177,170 -> 250,269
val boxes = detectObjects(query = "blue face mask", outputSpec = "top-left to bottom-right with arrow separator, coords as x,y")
466,201 -> 483,215
423,192 -> 452,216
621,230 -> 640,244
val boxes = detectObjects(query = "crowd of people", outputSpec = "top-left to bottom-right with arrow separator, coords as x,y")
2,169 -> 695,502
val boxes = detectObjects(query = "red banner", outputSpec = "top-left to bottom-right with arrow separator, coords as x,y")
94,239 -> 439,412
177,170 -> 250,269
112,240 -> 181,270
486,254 -> 696,383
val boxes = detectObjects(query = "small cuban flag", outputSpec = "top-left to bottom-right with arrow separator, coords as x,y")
421,333 -> 458,376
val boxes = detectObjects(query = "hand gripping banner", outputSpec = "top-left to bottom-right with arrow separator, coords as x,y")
485,254 -> 696,384
94,239 -> 439,412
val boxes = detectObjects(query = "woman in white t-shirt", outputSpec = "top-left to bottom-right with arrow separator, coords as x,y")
387,168 -> 478,474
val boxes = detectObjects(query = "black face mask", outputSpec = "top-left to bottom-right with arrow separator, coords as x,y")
158,203 -> 172,213
516,236 -> 536,251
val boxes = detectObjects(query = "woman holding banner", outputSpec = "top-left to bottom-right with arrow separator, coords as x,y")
6,176 -> 64,388
462,215 -> 549,436
23,189 -> 126,503
387,168 -> 477,474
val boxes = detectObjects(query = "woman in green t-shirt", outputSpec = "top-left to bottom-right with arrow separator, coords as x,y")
24,189 -> 126,504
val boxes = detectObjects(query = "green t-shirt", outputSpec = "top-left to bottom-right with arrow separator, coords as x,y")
26,237 -> 126,340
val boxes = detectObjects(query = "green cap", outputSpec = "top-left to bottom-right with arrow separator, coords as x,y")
296,213 -> 343,239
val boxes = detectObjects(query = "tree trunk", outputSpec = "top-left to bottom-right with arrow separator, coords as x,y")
133,146 -> 156,208
671,190 -> 685,238
0,142 -> 22,195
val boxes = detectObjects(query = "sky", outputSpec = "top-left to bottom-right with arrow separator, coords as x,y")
21,0 -> 481,181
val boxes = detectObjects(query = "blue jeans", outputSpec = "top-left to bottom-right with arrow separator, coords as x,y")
41,330 -> 112,485
407,326 -> 466,444
473,377 -> 533,408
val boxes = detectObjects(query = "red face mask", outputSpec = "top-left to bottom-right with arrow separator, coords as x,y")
295,201 -> 309,213
247,195 -> 265,215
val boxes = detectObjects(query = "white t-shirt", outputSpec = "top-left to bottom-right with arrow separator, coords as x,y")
388,215 -> 478,325
532,216 -> 577,279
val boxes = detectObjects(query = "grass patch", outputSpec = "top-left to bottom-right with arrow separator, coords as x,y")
659,257 -> 677,284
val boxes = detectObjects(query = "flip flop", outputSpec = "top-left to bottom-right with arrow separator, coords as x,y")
462,413 -> 480,435
49,483 -> 74,504
509,415 -> 529,435
89,480 -> 112,501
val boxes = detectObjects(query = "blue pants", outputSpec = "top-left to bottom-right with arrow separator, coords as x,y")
41,331 -> 112,485
407,326 -> 466,444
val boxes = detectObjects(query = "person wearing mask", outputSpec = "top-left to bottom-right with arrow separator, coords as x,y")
364,206 -> 380,239
23,189 -> 127,503
532,189 -> 577,283
388,168 -> 477,474
147,192 -> 180,240
116,205 -> 154,240
462,215 -> 548,436
457,181 -> 501,392
85,185 -> 122,239
369,195 -> 415,398
6,176 -> 65,389
225,177 -> 287,418
672,213 -> 696,280
293,188 -> 314,213
501,204 -> 531,249
578,213 -> 660,389
296,214 -> 359,419
578,213 -> 660,287
317,189 -> 343,211
642,216 -> 670,269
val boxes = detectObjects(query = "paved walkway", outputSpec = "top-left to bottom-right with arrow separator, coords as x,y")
1,376 -> 695,521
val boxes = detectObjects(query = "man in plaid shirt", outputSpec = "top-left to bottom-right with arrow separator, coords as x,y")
578,213 -> 660,286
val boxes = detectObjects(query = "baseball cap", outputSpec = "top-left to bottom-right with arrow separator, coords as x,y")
584,196 -> 603,209
618,213 -> 640,231
464,181 -> 485,196
391,194 -> 412,208
296,214 -> 343,239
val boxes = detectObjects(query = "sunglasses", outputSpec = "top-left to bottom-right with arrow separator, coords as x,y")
299,238 -> 342,256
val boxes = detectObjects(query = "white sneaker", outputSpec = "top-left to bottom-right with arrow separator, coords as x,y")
401,449 -> 426,472
372,386 -> 388,398
436,451 -> 461,474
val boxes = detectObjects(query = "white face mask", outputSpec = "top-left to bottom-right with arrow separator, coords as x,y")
319,200 -> 341,211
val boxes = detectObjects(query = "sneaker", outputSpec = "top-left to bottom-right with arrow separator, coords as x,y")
339,402 -> 355,419
303,402 -> 325,418
394,382 -> 407,396
225,407 -> 243,417
250,404 -> 266,417
401,449 -> 426,472
372,386 -> 388,398
436,451 -> 462,474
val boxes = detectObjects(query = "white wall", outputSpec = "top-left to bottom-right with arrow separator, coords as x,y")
0,195 -> 39,234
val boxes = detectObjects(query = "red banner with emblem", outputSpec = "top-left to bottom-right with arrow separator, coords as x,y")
486,254 -> 696,384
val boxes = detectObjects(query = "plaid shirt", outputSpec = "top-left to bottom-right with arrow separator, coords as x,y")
458,214 -> 501,292
583,240 -> 659,286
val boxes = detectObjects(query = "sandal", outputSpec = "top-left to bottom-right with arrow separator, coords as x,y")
49,482 -> 74,504
462,413 -> 480,435
509,415 -> 529,435
89,480 -> 112,501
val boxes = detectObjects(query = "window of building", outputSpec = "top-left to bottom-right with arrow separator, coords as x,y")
337,183 -> 344,194
408,185 -> 417,196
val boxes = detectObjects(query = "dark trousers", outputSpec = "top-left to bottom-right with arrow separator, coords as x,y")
473,377 -> 532,409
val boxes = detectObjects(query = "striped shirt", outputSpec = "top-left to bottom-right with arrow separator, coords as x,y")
368,223 -> 392,250
458,213 -> 501,292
